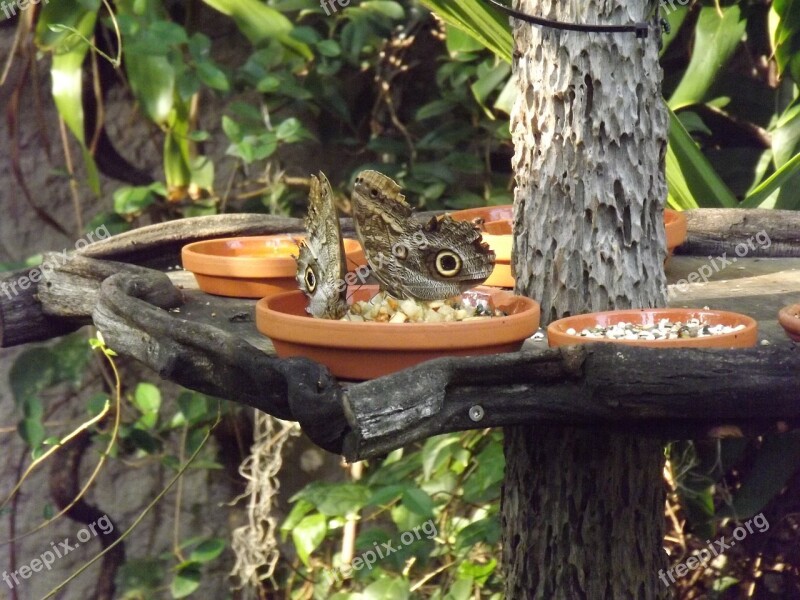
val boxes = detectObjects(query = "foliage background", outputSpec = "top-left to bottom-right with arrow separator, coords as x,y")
1,0 -> 799,598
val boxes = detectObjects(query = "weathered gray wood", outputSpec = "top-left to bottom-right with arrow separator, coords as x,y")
0,267 -> 81,346
22,253 -> 800,462
77,214 -> 308,268
38,252 -> 184,318
679,208 -> 800,257
342,344 -> 800,459
508,0 -> 670,594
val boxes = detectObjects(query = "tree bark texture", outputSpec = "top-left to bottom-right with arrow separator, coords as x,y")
505,0 -> 669,597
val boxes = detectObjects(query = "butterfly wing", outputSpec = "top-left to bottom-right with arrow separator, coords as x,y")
352,170 -> 495,300
296,172 -> 348,319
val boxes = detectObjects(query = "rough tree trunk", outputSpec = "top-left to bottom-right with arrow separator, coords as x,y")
503,0 -> 670,597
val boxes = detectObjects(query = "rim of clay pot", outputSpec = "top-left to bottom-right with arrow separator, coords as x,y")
450,205 -> 513,224
547,308 -> 758,348
778,303 -> 800,342
257,288 -> 540,351
664,209 -> 688,253
182,235 -> 364,279
257,287 -> 540,379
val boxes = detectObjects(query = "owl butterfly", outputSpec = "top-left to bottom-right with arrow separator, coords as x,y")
296,172 -> 349,319
351,170 -> 495,300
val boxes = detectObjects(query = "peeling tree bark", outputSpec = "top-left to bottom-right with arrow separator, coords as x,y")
505,0 -> 670,597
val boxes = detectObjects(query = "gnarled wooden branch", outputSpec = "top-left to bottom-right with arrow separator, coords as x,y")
680,209 -> 800,257
22,253 -> 800,460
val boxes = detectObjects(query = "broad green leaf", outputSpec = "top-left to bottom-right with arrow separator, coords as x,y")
402,487 -> 435,517
18,417 -> 46,448
772,101 -> 800,168
741,152 -> 800,209
362,577 -> 410,600
170,562 -> 202,598
10,348 -> 57,405
771,0 -> 800,83
360,1 -> 405,20
280,499 -> 315,540
418,0 -> 512,64
292,514 -> 327,566
444,578 -> 473,600
446,23 -> 485,55
133,382 -> 161,414
666,108 -> 738,209
455,516 -> 501,550
126,55 -> 176,124
189,538 -> 226,563
200,0 -> 312,59
457,559 -> 497,585
668,6 -> 746,109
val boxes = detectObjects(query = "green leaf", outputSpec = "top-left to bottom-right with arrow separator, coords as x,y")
113,184 -> 164,215
402,487 -> 435,518
18,418 -> 46,449
196,61 -> 230,91
292,514 -> 327,567
189,538 -> 226,563
10,348 -> 57,405
126,55 -> 176,125
316,39 -> 341,58
741,152 -> 800,209
133,382 -> 161,414
771,102 -> 800,168
170,562 -> 202,598
446,23 -> 485,55
280,499 -> 315,540
418,0 -> 512,63
668,6 -> 746,109
455,516 -> 501,550
200,0 -> 311,59
421,435 -> 460,480
362,576 -> 411,600
457,559 -> 497,585
292,482 -> 371,516
444,578 -> 473,600
360,1 -> 405,20
666,107 -> 738,209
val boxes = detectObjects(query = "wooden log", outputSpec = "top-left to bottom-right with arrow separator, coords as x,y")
21,254 -> 800,458
78,214 -> 346,268
341,345 -> 800,459
679,208 -> 800,257
0,267 -> 81,346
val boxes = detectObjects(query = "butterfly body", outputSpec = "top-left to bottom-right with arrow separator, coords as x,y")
296,172 -> 348,319
352,170 -> 495,300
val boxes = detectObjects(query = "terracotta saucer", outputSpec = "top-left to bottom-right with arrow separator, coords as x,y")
547,308 -> 757,348
256,287 -> 540,380
778,304 -> 800,342
182,235 -> 365,298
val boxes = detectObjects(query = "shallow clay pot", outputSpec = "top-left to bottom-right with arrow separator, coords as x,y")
182,235 -> 365,298
451,206 -> 514,287
778,304 -> 800,342
664,209 -> 688,255
547,308 -> 758,349
451,206 -> 686,286
256,287 -> 541,380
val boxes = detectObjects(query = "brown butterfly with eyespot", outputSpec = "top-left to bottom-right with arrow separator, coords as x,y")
295,172 -> 349,319
351,170 -> 495,300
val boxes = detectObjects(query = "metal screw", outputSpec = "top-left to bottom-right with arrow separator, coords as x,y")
469,405 -> 485,422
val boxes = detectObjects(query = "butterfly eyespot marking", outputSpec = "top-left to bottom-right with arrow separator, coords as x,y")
435,250 -> 462,277
370,188 -> 379,198
304,267 -> 317,292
